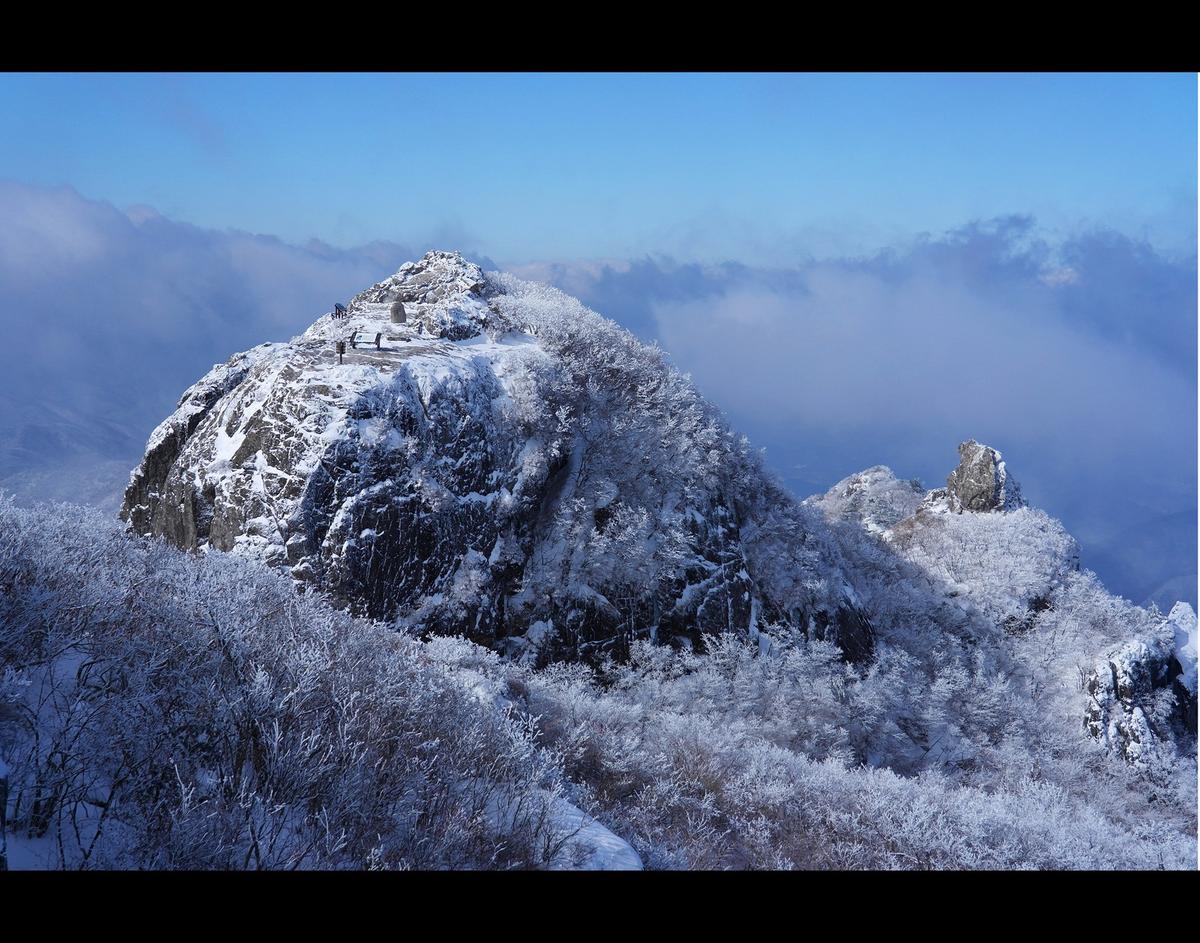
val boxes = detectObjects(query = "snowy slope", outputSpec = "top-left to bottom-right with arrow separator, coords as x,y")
808,458 -> 1197,772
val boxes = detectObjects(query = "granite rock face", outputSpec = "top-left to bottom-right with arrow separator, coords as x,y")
1084,616 -> 1197,769
942,439 -> 1025,513
121,251 -> 874,665
122,343 -> 280,540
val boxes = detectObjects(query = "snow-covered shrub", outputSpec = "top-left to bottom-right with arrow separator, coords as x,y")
891,506 -> 1079,624
489,273 -> 737,621
423,626 -> 1195,870
0,496 -> 570,870
3,494 -> 1194,870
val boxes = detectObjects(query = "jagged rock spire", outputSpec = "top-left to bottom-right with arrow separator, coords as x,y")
944,439 -> 1025,513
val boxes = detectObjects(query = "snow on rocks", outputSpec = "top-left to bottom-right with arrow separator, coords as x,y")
122,342 -> 281,536
121,250 -> 880,664
342,250 -> 495,341
1080,600 -> 1196,770
1084,628 -> 1184,769
121,252 -> 542,584
926,439 -> 1026,514
1166,601 -> 1197,694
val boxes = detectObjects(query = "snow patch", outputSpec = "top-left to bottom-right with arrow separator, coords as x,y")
1167,601 -> 1197,693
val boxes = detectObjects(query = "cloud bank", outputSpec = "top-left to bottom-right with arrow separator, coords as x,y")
0,182 -> 435,503
520,218 -> 1197,609
0,185 -> 1193,609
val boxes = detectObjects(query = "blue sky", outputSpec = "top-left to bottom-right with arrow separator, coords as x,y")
1,72 -> 1194,261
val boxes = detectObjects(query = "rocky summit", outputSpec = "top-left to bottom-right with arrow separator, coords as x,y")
122,251 -> 877,664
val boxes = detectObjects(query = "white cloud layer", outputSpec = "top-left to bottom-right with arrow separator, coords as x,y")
0,185 -> 1193,609
523,220 -> 1197,609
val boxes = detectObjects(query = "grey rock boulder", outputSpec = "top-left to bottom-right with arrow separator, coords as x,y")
940,439 -> 1025,513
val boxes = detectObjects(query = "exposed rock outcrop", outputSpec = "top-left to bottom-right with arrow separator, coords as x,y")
928,439 -> 1025,513
122,344 -> 279,538
349,250 -> 494,341
121,251 -> 873,665
1084,613 -> 1197,769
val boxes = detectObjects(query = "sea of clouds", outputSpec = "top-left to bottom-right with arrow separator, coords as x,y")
0,182 -> 1193,609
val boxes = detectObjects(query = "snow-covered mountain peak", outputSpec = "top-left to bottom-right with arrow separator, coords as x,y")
114,253 -> 1196,774
300,249 -> 495,345
369,249 -> 487,304
121,255 -> 880,664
